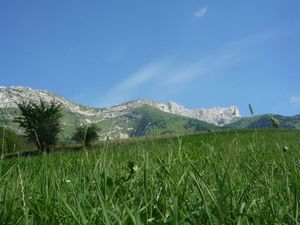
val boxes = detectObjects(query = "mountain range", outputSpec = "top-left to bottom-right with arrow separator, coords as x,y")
0,86 -> 299,140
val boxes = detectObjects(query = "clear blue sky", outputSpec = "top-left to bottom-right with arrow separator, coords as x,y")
1,0 -> 300,116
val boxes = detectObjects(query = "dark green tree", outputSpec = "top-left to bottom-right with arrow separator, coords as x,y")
73,124 -> 99,148
15,100 -> 62,153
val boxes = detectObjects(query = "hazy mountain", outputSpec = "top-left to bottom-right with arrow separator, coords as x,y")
1,86 -> 299,140
1,86 -> 241,139
227,114 -> 300,129
0,86 -> 241,124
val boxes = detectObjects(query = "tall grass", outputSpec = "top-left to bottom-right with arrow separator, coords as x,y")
0,129 -> 300,224
1,126 -> 5,156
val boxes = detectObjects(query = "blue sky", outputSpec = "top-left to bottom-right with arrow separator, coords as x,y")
0,0 -> 300,116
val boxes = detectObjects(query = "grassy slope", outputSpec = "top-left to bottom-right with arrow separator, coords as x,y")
126,105 -> 218,137
1,105 -> 219,141
1,129 -> 300,224
228,114 -> 300,129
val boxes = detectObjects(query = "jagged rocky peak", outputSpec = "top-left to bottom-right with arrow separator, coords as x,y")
0,86 -> 241,126
0,86 -> 98,116
0,85 -> 60,108
123,99 -> 241,126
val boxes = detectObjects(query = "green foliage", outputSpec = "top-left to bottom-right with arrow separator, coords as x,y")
15,100 -> 62,152
1,129 -> 300,224
0,126 -> 30,154
72,124 -> 99,148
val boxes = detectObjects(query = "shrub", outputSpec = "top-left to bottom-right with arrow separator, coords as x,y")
73,124 -> 99,148
15,99 -> 62,153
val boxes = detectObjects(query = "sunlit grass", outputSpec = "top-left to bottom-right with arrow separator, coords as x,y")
1,129 -> 300,224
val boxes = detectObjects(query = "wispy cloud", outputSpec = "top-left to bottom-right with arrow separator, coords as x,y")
290,95 -> 300,105
98,53 -> 238,107
98,60 -> 169,106
98,32 -> 272,107
194,7 -> 208,17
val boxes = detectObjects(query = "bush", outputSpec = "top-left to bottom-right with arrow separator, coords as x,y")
72,124 -> 99,148
15,100 -> 62,153
0,126 -> 31,154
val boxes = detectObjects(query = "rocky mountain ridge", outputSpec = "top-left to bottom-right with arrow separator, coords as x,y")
0,86 -> 97,116
0,86 -> 241,126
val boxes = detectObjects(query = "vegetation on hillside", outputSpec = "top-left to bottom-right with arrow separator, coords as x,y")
127,106 -> 218,137
0,126 -> 31,154
2,102 -> 300,141
72,124 -> 100,148
227,114 -> 300,129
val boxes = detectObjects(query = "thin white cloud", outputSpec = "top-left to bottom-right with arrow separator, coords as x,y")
194,6 -> 208,17
98,60 -> 169,106
290,95 -> 300,104
163,53 -> 238,86
98,32 -> 272,107
99,53 -> 237,107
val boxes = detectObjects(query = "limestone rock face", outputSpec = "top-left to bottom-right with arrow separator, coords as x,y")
122,100 -> 241,126
0,86 -> 97,116
0,86 -> 241,126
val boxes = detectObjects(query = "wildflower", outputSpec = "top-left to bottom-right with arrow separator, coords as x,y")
65,179 -> 71,183
133,165 -> 139,172
128,161 -> 138,173
147,217 -> 155,222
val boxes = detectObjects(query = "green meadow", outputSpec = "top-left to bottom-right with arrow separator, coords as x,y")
1,129 -> 300,224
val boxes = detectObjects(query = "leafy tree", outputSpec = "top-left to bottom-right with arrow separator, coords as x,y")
73,124 -> 99,148
15,100 -> 62,153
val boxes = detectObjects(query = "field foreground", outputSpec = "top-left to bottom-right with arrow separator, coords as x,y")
1,129 -> 300,224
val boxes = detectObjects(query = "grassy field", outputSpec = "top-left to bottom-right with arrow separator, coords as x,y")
1,129 -> 300,224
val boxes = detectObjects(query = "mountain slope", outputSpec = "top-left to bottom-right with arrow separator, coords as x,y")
0,86 -> 226,139
124,105 -> 218,137
125,100 -> 241,126
0,86 -> 241,125
227,114 -> 300,129
1,86 -> 299,139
